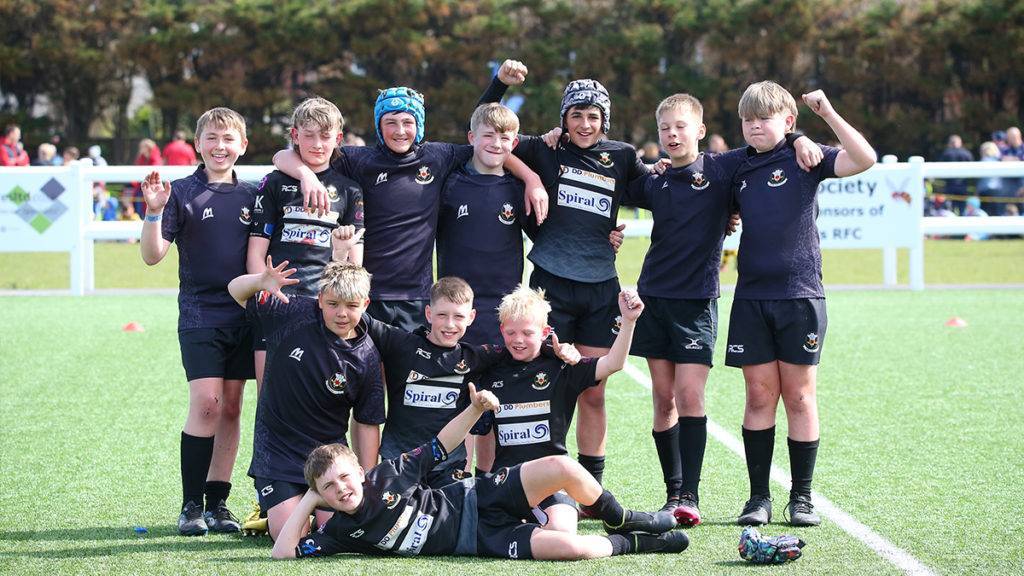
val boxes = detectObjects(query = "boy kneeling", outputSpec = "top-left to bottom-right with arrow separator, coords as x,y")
272,384 -> 688,560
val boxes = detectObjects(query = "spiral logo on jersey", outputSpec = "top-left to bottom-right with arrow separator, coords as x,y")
532,422 -> 550,439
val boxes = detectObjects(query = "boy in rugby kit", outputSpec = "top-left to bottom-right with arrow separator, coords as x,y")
273,60 -> 546,333
140,107 -> 255,535
227,259 -> 385,540
621,95 -> 820,527
726,83 -> 876,527
470,285 -> 666,533
271,383 -> 688,560
484,73 -> 649,487
436,103 -> 530,346
248,97 -> 364,389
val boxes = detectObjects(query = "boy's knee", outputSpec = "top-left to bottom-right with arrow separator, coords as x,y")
190,394 -> 222,422
579,389 -> 605,411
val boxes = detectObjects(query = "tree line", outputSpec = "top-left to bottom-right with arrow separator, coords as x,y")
1,0 -> 1021,163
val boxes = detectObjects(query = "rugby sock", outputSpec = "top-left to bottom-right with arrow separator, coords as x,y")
678,416 -> 708,499
652,424 -> 682,499
742,426 -> 775,498
180,432 -> 215,510
605,534 -> 631,555
474,467 -> 489,478
578,454 -> 606,485
590,489 -> 626,525
204,481 -> 231,512
788,437 -> 819,499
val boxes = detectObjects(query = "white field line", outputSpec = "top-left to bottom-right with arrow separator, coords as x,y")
621,361 -> 938,576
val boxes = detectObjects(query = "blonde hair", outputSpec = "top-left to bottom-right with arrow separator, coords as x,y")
979,141 -> 1000,159
431,276 -> 474,306
304,443 -> 358,491
318,262 -> 371,301
656,93 -> 704,122
196,107 -> 247,140
292,97 -> 345,133
498,284 -> 551,325
37,143 -> 56,162
738,81 -> 798,126
470,103 -> 520,135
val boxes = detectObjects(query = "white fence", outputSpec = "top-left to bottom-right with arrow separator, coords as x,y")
1,157 -> 1022,294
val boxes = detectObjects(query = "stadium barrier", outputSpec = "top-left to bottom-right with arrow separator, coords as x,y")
1,157 -> 1022,294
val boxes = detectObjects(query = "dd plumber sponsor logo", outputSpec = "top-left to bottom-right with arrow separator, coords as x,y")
496,420 -> 551,446
495,400 -> 550,419
403,384 -> 460,409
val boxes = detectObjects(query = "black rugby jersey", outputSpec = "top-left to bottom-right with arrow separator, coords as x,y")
621,150 -> 746,299
161,166 -> 254,330
437,165 -> 526,298
513,136 -> 648,283
296,438 -> 465,557
250,168 -> 363,297
365,315 -> 508,466
473,356 -> 599,470
247,296 -> 385,484
733,142 -> 840,299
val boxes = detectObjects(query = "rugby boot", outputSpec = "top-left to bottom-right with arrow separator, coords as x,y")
737,494 -> 772,526
178,500 -> 208,536
785,493 -> 821,527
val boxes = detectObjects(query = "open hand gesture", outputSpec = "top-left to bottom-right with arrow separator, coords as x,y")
260,255 -> 300,303
141,171 -> 171,214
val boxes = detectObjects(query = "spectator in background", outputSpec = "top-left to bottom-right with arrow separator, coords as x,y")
88,145 -> 108,166
136,138 -> 162,166
32,143 -> 57,166
707,133 -> 728,154
939,134 -> 973,214
1,124 -> 30,166
62,146 -> 80,165
639,141 -> 663,165
162,130 -> 197,165
924,193 -> 956,217
977,141 -> 1003,215
992,130 -> 1008,154
1000,127 -> 1024,216
342,132 -> 366,147
963,196 -> 989,241
125,138 -> 163,218
93,184 -> 119,221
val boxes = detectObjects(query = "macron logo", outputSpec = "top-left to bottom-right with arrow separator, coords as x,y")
376,172 -> 389,185
457,204 -> 469,219
289,347 -> 304,361
202,207 -> 214,220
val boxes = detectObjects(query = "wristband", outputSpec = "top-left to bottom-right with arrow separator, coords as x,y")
145,213 -> 162,222
784,132 -> 805,146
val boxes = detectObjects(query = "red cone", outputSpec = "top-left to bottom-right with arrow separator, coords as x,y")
944,317 -> 967,328
122,322 -> 145,332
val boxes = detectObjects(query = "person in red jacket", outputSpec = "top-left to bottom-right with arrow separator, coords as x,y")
1,125 -> 30,166
163,130 -> 198,166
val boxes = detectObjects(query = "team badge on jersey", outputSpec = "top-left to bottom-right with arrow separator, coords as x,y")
691,171 -> 710,190
415,166 -> 434,185
598,152 -> 614,168
767,169 -> 788,188
611,315 -> 622,335
802,333 -> 820,353
326,372 -> 347,395
256,290 -> 270,305
326,185 -> 340,203
498,202 -> 516,225
239,206 -> 252,225
532,372 -> 550,391
492,467 -> 509,486
454,359 -> 470,374
382,491 -> 401,510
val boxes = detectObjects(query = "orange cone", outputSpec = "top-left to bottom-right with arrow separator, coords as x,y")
122,322 -> 145,332
944,317 -> 967,328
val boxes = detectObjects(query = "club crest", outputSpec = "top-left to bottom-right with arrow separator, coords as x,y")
532,372 -> 550,391
802,333 -> 820,353
256,290 -> 270,305
382,491 -> 401,509
239,206 -> 252,225
767,169 -> 788,187
598,152 -> 614,168
498,202 -> 516,225
454,359 -> 470,374
492,467 -> 509,485
690,171 -> 710,190
415,165 -> 434,185
326,185 -> 340,203
325,372 -> 347,395
611,315 -> 622,335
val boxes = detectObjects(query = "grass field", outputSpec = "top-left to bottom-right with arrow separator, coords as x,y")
1,237 -> 1023,290
2,289 -> 1022,575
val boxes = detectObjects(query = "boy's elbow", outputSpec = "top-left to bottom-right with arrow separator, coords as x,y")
271,548 -> 294,560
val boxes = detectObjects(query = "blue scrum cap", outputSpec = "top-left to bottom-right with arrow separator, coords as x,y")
374,87 -> 426,144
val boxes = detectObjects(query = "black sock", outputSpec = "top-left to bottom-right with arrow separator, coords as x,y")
652,425 -> 682,500
204,481 -> 231,512
788,437 -> 819,499
578,454 -> 606,485
180,432 -> 215,510
474,467 -> 490,478
742,426 -> 775,498
606,534 -> 631,555
678,416 -> 708,500
590,489 -> 626,526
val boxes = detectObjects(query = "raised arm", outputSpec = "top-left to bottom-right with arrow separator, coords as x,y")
139,171 -> 172,265
227,256 -> 299,308
503,153 -> 548,223
802,90 -> 876,177
595,290 -> 644,381
437,383 -> 499,455
351,420 -> 380,469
